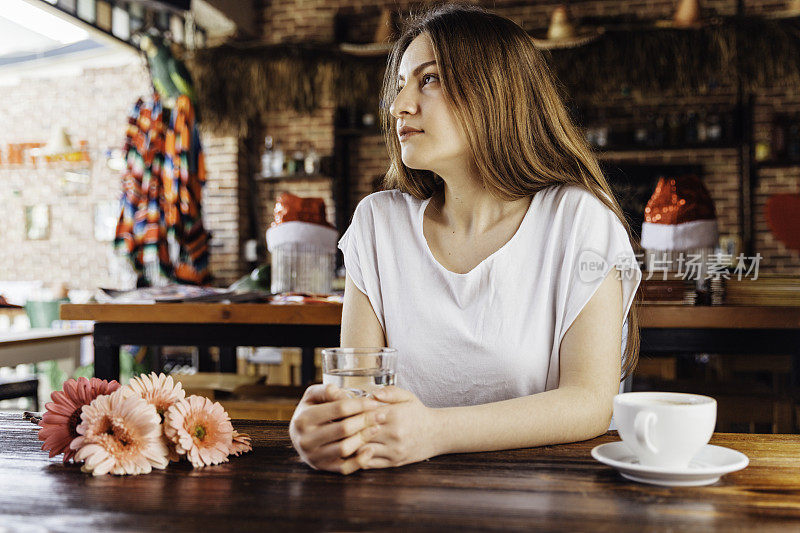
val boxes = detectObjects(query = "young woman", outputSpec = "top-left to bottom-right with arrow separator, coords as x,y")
290,3 -> 642,475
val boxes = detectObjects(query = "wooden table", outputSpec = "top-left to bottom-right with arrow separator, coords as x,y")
61,303 -> 341,384
638,305 -> 800,403
62,303 -> 800,387
1,413 -> 798,531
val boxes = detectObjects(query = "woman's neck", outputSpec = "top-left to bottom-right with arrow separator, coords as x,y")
430,179 -> 530,236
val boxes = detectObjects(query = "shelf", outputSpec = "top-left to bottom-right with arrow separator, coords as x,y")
756,159 -> 800,169
597,145 -> 740,159
335,127 -> 382,137
542,13 -> 800,35
256,173 -> 332,182
338,42 -> 393,57
597,143 -> 738,152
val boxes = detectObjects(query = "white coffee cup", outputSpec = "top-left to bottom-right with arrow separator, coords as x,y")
613,392 -> 717,469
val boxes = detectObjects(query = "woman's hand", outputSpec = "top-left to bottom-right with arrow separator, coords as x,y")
289,384 -> 386,475
358,386 -> 442,469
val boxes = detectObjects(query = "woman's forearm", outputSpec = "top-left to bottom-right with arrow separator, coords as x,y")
431,386 -> 613,456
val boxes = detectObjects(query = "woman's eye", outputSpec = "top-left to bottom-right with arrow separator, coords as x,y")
395,74 -> 438,92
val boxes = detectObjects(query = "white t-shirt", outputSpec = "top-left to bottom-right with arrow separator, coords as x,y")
338,185 -> 642,411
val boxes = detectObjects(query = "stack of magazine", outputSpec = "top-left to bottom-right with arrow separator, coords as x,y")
638,274 -> 697,305
95,286 -> 272,304
723,275 -> 800,306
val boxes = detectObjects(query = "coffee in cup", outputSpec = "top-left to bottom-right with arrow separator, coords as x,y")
613,392 -> 716,469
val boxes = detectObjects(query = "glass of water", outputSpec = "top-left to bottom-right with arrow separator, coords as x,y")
321,347 -> 397,398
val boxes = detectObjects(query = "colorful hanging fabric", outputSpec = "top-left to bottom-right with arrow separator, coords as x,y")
163,94 -> 211,284
114,93 -> 212,286
114,95 -> 171,284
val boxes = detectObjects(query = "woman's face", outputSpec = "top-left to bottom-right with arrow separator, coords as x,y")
390,34 -> 470,175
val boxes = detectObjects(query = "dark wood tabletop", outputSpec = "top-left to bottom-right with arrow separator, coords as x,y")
60,302 -> 344,325
2,413 -> 799,531
60,302 -> 800,328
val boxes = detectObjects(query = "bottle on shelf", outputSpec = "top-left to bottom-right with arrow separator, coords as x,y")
285,155 -> 296,175
595,124 -> 609,148
721,112 -> 736,144
270,141 -> 285,177
304,144 -> 320,175
261,135 -> 274,178
667,112 -> 682,147
771,115 -> 787,161
292,146 -> 305,175
634,125 -> 649,146
697,111 -> 708,144
633,110 -> 648,146
362,112 -> 376,128
755,140 -> 771,162
595,109 -> 608,148
706,113 -> 722,144
651,115 -> 667,148
685,111 -> 698,146
787,120 -> 800,161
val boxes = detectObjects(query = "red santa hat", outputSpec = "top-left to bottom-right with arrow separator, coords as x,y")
266,193 -> 338,253
640,174 -> 718,250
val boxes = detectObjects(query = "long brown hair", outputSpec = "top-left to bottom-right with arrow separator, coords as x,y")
379,2 -> 642,380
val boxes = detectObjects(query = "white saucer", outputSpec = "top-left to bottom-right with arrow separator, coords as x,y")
591,441 -> 749,487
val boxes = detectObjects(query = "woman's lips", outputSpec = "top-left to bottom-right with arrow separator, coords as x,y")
399,130 -> 423,142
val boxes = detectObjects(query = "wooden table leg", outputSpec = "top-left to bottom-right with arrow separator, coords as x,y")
94,344 -> 120,382
197,347 -> 213,372
149,346 -> 161,374
302,346 -> 316,386
219,347 -> 236,373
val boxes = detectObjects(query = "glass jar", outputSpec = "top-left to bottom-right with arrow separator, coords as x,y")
270,242 -> 334,294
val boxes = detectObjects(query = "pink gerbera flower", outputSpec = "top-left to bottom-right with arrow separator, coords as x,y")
38,377 -> 120,463
71,390 -> 169,476
229,430 -> 253,456
120,372 -> 186,462
163,395 -> 233,468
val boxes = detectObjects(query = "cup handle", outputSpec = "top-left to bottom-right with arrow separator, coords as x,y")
634,411 -> 658,455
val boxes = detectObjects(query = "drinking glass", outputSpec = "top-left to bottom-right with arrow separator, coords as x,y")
321,347 -> 397,398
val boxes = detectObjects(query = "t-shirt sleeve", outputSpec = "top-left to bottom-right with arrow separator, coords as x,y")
556,188 -> 642,360
338,209 -> 366,296
337,196 -> 385,332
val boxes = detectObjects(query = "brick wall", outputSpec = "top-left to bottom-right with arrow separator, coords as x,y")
202,133 -> 246,284
0,56 -> 244,290
0,60 -> 151,290
752,86 -> 800,273
255,0 -> 800,276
